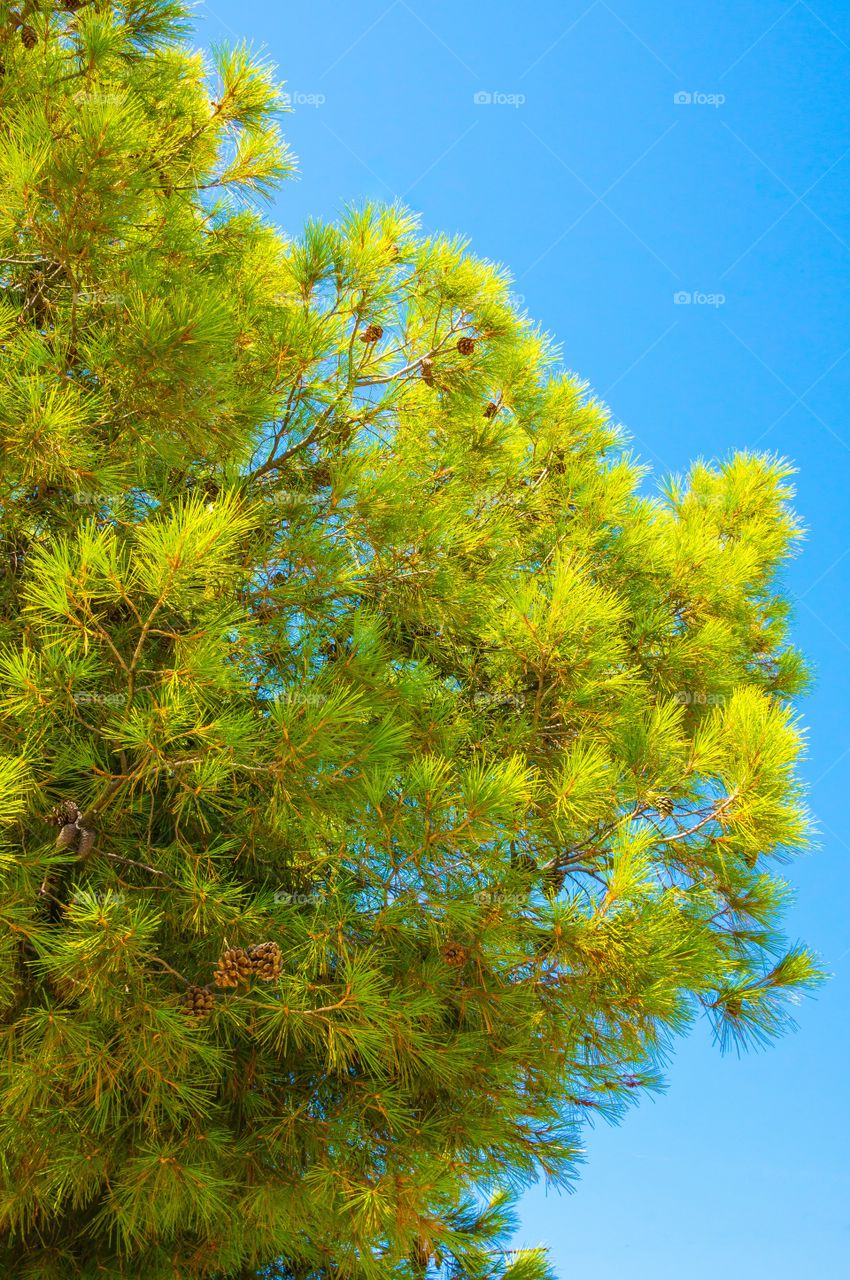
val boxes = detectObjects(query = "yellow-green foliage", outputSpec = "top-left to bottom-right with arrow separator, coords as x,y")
0,3 -> 818,1279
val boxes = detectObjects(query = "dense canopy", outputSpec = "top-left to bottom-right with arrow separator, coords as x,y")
0,3 -> 819,1277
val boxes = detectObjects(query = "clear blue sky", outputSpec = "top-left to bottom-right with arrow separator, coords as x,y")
194,2 -> 850,1274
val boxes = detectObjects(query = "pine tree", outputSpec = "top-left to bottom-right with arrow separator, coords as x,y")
0,3 -> 821,1277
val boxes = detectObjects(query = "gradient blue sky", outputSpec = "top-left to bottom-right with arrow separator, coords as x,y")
194,2 -> 850,1274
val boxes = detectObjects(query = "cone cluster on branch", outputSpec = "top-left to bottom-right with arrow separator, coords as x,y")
440,942 -> 469,969
456,336 -> 476,356
51,800 -> 95,857
359,323 -> 383,343
248,941 -> 283,982
213,941 -> 282,988
52,800 -> 80,828
183,985 -> 215,1019
213,947 -> 253,988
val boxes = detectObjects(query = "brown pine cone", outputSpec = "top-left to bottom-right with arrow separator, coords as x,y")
248,941 -> 282,982
77,828 -> 96,858
52,800 -> 81,829
440,942 -> 469,969
457,336 -> 476,356
20,25 -> 37,48
483,401 -> 498,419
359,324 -> 383,343
420,357 -> 434,386
184,985 -> 215,1018
213,947 -> 253,989
55,823 -> 79,851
